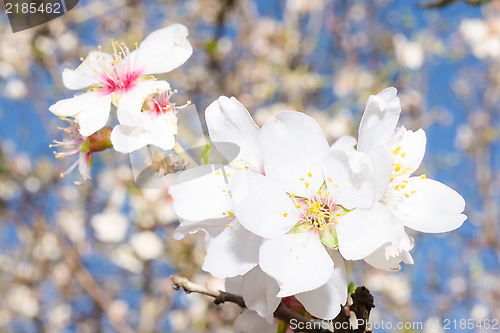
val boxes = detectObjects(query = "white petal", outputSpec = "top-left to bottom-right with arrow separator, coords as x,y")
390,128 -> 426,179
116,80 -> 170,126
357,122 -> 395,154
131,24 -> 193,75
206,96 -> 263,172
260,111 -> 330,197
62,51 -> 113,90
259,232 -> 333,297
364,236 -> 414,272
383,177 -> 466,233
203,221 -> 260,278
169,165 -> 232,221
323,149 -> 375,209
78,152 -> 92,180
226,266 -> 280,318
336,202 -> 406,260
359,87 -> 401,138
233,310 -> 277,333
231,170 -> 300,238
141,114 -> 176,150
173,217 -> 227,240
111,124 -> 152,153
296,250 -> 347,320
330,136 -> 357,151
367,145 -> 394,201
49,92 -> 112,136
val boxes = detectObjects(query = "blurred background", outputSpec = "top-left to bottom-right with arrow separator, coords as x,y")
0,0 -> 499,332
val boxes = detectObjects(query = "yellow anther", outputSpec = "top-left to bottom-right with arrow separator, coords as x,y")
328,177 -> 332,182
299,178 -> 304,181
401,152 -> 406,157
305,182 -> 309,188
225,224 -> 229,227
320,225 -> 325,230
245,166 -> 249,169
393,146 -> 401,155
394,163 -> 401,172
302,225 -> 307,230
187,101 -> 192,105
334,183 -> 338,188
227,217 -> 231,221
222,212 -> 226,215
290,193 -> 295,198
283,213 -> 288,217
59,173 -> 64,178
404,193 -> 410,198
98,45 -> 102,50
227,173 -> 232,177
228,212 -> 233,216
317,190 -> 322,195
80,57 -> 84,61
216,171 -> 221,175
296,205 -> 301,209
410,191 -> 416,194
420,174 -> 426,179
336,213 -> 341,217
308,172 -> 312,177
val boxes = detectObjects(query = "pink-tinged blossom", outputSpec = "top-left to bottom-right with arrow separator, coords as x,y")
50,118 -> 112,185
111,88 -> 191,153
49,24 -> 192,137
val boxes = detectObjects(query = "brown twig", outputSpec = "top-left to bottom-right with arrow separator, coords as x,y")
171,275 -> 375,333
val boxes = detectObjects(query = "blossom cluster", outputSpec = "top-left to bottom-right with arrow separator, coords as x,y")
49,24 -> 193,183
48,23 -> 467,332
169,90 -> 466,329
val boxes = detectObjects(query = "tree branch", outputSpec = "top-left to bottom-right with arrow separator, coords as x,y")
171,275 -> 375,333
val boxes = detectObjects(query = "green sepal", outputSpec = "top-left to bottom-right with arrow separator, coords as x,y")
348,281 -> 355,296
290,221 -> 311,234
319,223 -> 338,248
201,142 -> 210,165
277,321 -> 288,333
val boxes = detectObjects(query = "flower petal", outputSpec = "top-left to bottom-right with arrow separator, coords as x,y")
336,202 -> 406,260
111,123 -> 153,154
78,152 -> 92,180
117,80 -> 170,127
260,111 -> 330,197
295,250 -> 347,320
323,149 -> 375,209
169,165 -> 232,221
259,232 -> 334,297
226,266 -> 281,318
383,177 -> 467,233
367,145 -> 394,201
173,217 -> 227,240
233,310 -> 277,333
231,170 -> 300,238
390,128 -> 426,179
62,51 -> 113,90
364,236 -> 414,272
203,221 -> 260,278
330,136 -> 357,151
131,24 -> 193,75
359,87 -> 401,138
49,92 -> 112,137
206,96 -> 263,172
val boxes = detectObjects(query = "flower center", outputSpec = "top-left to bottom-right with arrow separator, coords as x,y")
84,41 -> 142,94
293,191 -> 342,231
